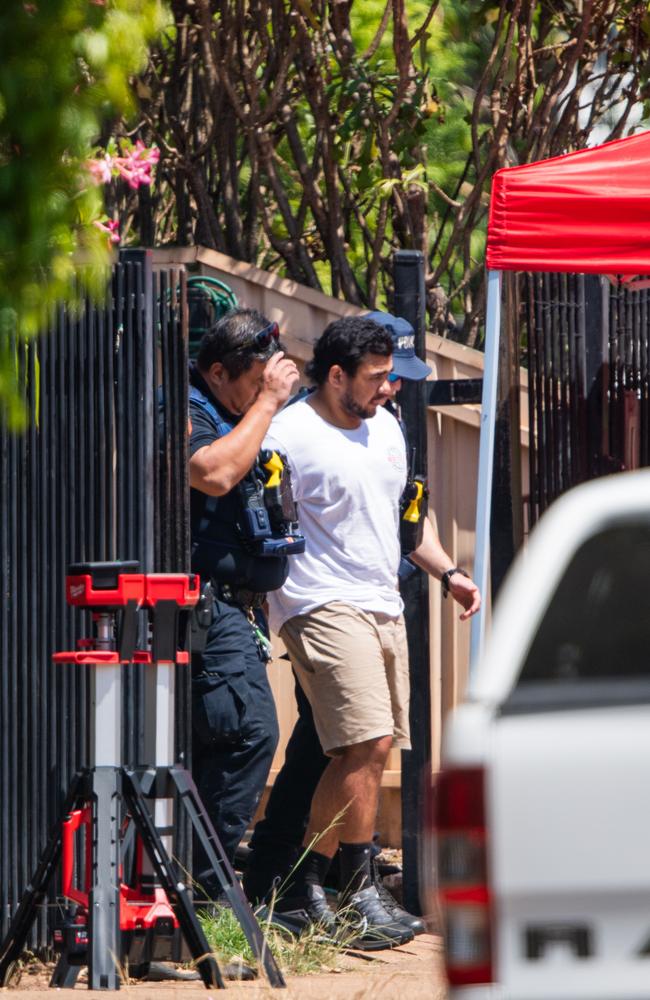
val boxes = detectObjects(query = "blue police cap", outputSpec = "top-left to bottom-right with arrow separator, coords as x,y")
365,310 -> 432,381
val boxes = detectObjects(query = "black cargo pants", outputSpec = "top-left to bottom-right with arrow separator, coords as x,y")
243,674 -> 329,902
192,596 -> 279,898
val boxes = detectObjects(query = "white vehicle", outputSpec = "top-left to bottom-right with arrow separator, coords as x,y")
432,469 -> 650,999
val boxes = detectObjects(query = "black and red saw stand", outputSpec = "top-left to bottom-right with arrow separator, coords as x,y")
0,561 -> 285,991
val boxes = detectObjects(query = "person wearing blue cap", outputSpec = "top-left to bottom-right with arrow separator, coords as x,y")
365,310 -> 433,382
367,312 -> 483,594
243,313 -> 479,937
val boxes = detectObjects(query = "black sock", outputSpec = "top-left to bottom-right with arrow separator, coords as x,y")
288,849 -> 332,897
339,841 -> 372,898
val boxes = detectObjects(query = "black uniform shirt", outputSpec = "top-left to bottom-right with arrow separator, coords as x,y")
188,366 -> 287,592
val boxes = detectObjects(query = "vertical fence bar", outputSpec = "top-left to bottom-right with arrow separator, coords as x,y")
525,275 -> 539,527
17,344 -> 26,916
558,274 -> 568,490
0,372 -> 8,938
8,354 -> 18,928
608,283 -> 616,463
545,274 -> 558,503
568,276 -> 582,487
25,342 -> 38,942
490,272 -> 522,599
534,275 -> 547,516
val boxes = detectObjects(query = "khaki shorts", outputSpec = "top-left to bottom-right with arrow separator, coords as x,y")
280,601 -> 411,755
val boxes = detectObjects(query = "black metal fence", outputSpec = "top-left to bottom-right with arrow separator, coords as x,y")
0,250 -> 189,946
522,274 -> 650,530
608,279 -> 650,471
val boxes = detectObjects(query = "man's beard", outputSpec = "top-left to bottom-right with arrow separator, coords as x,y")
341,389 -> 376,420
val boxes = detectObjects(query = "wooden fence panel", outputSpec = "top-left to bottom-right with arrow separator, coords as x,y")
151,248 -> 530,844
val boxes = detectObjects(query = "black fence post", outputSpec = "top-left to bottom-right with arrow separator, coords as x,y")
490,272 -> 523,599
393,250 -> 430,915
118,247 -> 155,573
582,275 -> 609,477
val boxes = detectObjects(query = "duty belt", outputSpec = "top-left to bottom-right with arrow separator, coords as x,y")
216,583 -> 266,609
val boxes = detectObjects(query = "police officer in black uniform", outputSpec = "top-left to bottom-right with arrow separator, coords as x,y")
188,307 -> 299,900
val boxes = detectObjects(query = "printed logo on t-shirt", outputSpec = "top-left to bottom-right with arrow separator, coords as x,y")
387,445 -> 405,468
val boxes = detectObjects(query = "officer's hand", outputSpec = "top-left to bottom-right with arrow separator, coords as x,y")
260,352 -> 299,411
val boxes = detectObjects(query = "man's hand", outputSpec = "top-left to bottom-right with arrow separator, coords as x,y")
448,573 -> 481,621
259,351 -> 300,411
410,518 -> 481,621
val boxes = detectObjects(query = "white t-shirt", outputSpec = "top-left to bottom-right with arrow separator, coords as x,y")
265,399 -> 407,633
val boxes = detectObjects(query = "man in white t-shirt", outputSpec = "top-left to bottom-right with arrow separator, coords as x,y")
260,316 -> 479,950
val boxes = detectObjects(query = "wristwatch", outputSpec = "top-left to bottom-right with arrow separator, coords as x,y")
441,566 -> 469,598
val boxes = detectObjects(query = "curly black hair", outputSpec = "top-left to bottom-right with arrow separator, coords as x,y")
306,316 -> 392,385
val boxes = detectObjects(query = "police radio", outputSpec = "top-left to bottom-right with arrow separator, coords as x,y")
400,448 -> 428,555
237,449 -> 305,557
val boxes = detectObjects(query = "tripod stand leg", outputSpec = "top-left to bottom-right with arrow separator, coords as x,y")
50,954 -> 83,988
120,769 -> 225,990
88,767 -> 122,991
0,772 -> 86,987
169,767 -> 286,990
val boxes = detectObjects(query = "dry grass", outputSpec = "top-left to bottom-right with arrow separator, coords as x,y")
198,903 -> 347,977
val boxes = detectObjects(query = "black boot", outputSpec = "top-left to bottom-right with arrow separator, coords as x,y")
260,883 -> 337,938
371,859 -> 426,935
258,849 -> 337,938
337,885 -> 414,951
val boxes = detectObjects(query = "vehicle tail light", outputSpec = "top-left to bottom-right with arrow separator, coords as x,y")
434,766 -> 493,986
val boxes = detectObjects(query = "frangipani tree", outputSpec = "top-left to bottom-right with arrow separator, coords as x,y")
0,0 -> 167,424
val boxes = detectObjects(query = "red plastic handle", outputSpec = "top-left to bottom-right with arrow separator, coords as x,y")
62,807 -> 92,906
143,573 -> 200,608
53,651 -> 122,664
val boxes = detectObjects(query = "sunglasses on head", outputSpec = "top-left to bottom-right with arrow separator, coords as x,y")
387,372 -> 401,383
251,321 -> 280,350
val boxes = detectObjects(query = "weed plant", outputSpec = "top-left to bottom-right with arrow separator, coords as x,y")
199,904 -> 345,976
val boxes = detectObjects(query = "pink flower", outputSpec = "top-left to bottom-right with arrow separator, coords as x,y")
115,141 -> 160,190
93,218 -> 120,245
86,154 -> 114,185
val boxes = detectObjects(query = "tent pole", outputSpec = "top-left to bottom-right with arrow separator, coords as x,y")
469,269 -> 502,678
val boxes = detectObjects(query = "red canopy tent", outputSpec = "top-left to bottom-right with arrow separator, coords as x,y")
472,130 -> 650,665
486,129 -> 650,275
